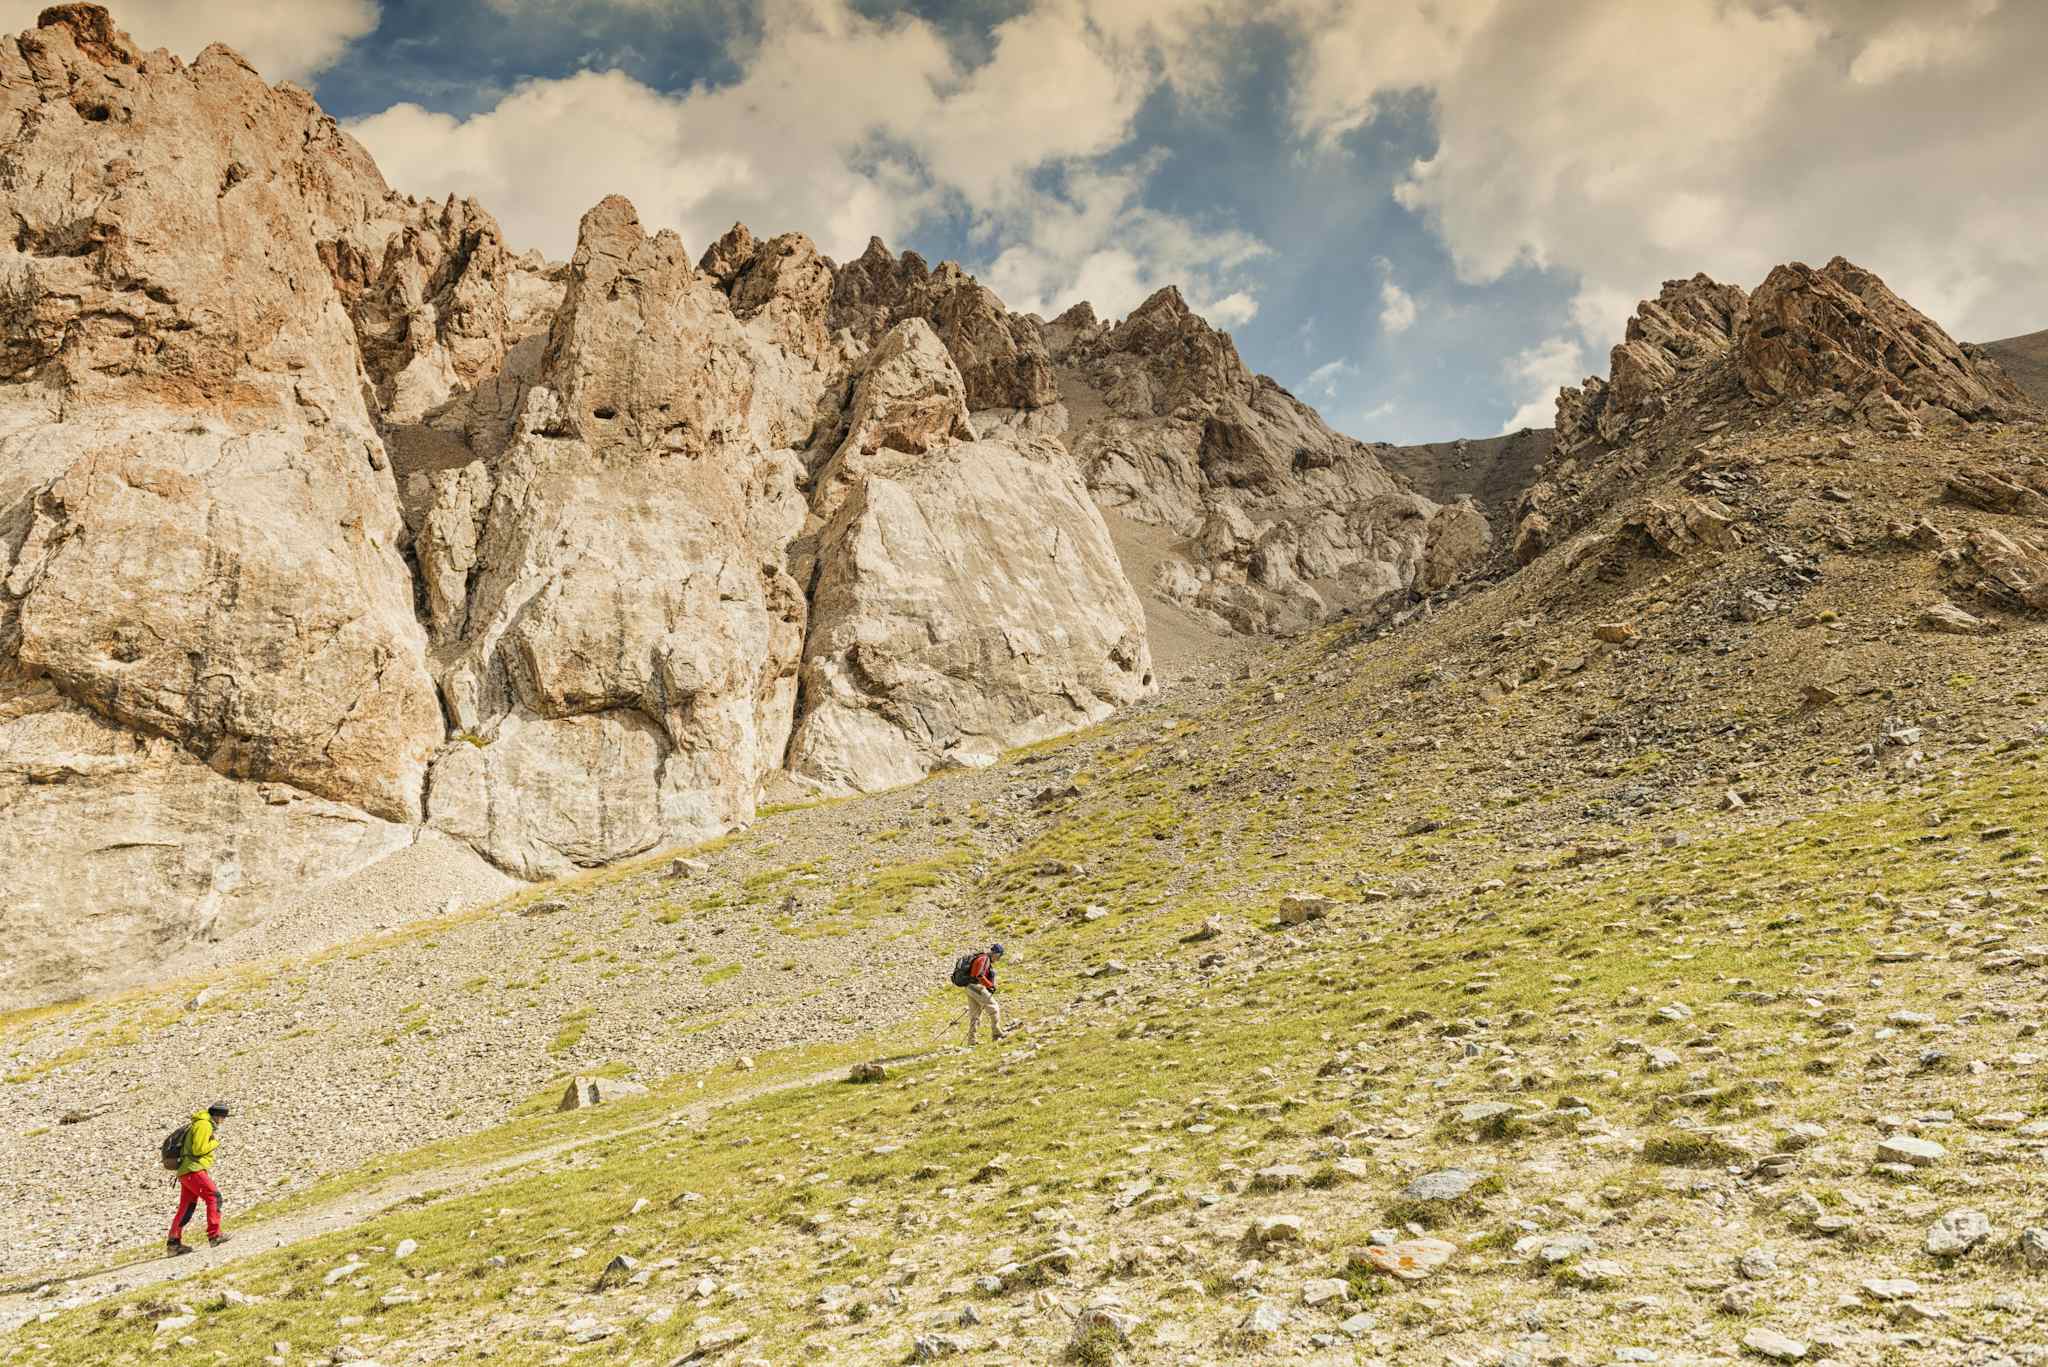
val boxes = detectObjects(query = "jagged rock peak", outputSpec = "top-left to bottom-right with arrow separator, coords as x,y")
1556,257 -> 2036,456
826,235 -> 1055,411
33,3 -> 134,64
1556,273 -> 1747,452
1739,255 -> 2032,422
699,222 -> 756,286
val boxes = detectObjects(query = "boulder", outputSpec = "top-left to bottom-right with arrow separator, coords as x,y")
1957,528 -> 2048,612
559,1075 -> 650,1111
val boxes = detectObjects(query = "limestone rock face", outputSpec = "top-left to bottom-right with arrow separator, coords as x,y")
0,0 -> 442,963
810,318 -> 977,521
0,689 -> 412,1004
789,434 -> 1152,792
419,198 -> 824,877
1738,257 -> 2032,422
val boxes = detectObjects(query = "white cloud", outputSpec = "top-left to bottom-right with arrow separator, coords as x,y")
3,0 -> 381,84
1304,358 -> 1357,397
1850,0 -> 2002,85
1378,278 -> 1417,335
981,163 -> 1268,325
1499,335 -> 1584,434
348,0 -> 1267,327
1285,0 -> 2048,386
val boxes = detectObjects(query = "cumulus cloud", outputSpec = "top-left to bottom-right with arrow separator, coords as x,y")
0,0 -> 381,84
1283,0 -> 2048,426
1376,260 -> 1417,335
1304,358 -> 1357,398
349,0 -> 1267,326
1499,335 -> 1584,434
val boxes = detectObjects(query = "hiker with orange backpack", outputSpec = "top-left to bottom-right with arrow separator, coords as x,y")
164,1102 -> 231,1254
950,943 -> 1006,1044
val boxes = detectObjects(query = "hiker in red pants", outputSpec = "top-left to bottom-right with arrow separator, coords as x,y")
168,1102 -> 231,1254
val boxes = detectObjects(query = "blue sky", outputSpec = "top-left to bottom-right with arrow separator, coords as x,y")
43,1 -> 2048,444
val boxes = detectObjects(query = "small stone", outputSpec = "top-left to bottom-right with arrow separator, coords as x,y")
1737,1247 -> 1777,1280
1401,1168 -> 1483,1203
1513,1233 -> 1594,1265
1874,1135 -> 1945,1166
1593,622 -> 1638,644
1860,1277 -> 1920,1302
1566,1257 -> 1626,1288
1356,1238 -> 1456,1282
2021,1227 -> 2048,1266
1742,1327 -> 1808,1361
1278,891 -> 1338,925
1240,1302 -> 1286,1337
1926,1208 -> 1992,1257
394,1239 -> 417,1261
1301,1277 -> 1352,1306
696,1323 -> 751,1352
1249,1216 -> 1302,1246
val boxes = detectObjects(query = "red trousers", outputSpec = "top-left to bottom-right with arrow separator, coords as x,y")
170,1170 -> 220,1242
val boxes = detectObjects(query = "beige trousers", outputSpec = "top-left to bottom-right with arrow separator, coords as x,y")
965,985 -> 1001,1041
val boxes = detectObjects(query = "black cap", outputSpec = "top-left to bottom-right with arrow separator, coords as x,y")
207,1102 -> 231,1117
991,943 -> 1005,956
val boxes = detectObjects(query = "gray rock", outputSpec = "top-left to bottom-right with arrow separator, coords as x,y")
1742,1327 -> 1807,1361
1874,1135 -> 1945,1166
1401,1168 -> 1484,1203
1926,1208 -> 1991,1257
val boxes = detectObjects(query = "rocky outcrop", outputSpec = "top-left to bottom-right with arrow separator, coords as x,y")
829,238 -> 1058,412
1054,286 -> 1490,633
789,318 -> 1148,790
1555,275 -> 1746,452
1525,257 -> 2043,575
1739,258 -> 2032,423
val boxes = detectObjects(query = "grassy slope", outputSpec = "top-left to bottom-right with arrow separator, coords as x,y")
9,622 -> 2041,1364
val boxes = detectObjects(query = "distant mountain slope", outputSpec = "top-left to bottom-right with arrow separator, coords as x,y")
1982,328 -> 2048,408
1376,427 -> 1552,528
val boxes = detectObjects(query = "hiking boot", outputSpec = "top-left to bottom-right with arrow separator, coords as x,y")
167,1241 -> 192,1257
208,1234 -> 231,1248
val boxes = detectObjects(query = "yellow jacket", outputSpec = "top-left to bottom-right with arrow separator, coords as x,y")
177,1112 -> 217,1175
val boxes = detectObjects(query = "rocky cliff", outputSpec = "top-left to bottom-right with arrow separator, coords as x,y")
0,6 -> 1466,1003
1521,257 -> 2041,568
